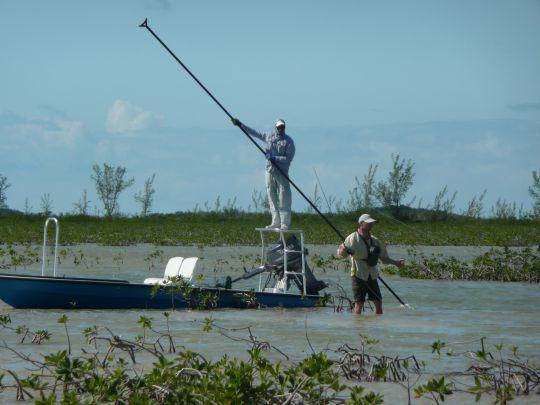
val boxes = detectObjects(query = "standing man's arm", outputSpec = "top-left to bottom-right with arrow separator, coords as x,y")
241,124 -> 267,142
338,234 -> 355,257
377,242 -> 405,268
231,118 -> 267,142
388,258 -> 405,268
338,243 -> 355,257
337,244 -> 349,257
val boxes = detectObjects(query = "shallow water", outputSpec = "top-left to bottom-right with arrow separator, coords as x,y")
1,243 -> 539,403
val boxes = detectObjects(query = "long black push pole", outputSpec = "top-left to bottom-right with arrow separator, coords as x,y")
139,18 -> 407,307
139,18 -> 343,239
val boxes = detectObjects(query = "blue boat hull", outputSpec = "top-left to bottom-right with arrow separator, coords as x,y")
0,274 -> 323,310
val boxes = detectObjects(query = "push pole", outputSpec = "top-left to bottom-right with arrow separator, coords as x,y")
139,18 -> 344,239
139,18 -> 408,307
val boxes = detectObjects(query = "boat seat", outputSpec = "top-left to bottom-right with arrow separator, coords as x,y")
143,256 -> 200,285
143,256 -> 184,285
178,257 -> 199,282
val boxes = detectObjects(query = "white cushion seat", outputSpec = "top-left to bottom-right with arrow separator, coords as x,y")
143,256 -> 184,285
143,256 -> 200,285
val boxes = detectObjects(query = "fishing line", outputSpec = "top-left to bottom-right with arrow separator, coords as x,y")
313,168 -> 333,213
139,18 -> 408,308
370,207 -> 452,247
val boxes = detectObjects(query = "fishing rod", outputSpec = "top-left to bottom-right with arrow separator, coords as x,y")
139,18 -> 408,307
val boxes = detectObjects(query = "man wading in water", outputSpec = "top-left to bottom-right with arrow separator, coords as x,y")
232,118 -> 295,230
337,214 -> 405,315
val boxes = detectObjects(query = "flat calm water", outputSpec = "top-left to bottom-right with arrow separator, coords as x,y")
1,243 -> 539,403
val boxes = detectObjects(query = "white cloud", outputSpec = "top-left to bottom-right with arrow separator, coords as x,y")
41,119 -> 83,146
106,100 -> 159,135
0,112 -> 82,148
458,133 -> 509,158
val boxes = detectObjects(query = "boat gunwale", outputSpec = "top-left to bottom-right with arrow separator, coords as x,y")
0,273 -> 322,299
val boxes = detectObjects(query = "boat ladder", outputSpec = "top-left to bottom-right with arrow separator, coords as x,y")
256,227 -> 307,295
41,217 -> 60,277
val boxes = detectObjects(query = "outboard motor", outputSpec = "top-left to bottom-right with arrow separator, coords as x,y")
266,235 -> 327,295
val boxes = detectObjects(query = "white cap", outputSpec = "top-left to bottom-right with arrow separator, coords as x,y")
275,119 -> 286,128
358,213 -> 376,224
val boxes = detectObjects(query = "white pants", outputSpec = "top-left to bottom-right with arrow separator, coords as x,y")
265,170 -> 292,227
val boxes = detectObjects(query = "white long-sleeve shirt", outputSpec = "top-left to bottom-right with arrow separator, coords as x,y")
241,124 -> 295,174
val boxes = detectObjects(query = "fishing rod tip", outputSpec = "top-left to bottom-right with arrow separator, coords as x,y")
139,18 -> 148,28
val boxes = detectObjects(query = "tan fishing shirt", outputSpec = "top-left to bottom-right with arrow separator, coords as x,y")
339,232 -> 391,280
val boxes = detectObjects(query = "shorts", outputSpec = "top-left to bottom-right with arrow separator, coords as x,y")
352,275 -> 382,302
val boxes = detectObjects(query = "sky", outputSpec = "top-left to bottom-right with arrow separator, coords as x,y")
1,0 -> 539,217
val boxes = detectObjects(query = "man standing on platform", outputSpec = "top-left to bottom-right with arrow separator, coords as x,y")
232,117 -> 295,230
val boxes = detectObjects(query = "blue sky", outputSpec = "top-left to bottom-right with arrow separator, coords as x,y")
1,0 -> 539,217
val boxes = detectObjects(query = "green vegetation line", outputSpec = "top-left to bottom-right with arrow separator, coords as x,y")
1,213 -> 539,246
